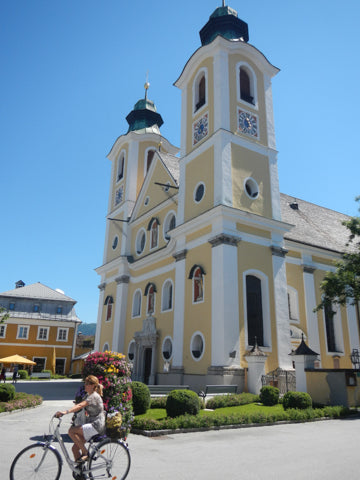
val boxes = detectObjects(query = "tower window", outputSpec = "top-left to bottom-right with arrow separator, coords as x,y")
193,69 -> 207,113
104,295 -> 114,322
146,149 -> 155,173
238,63 -> 257,106
246,275 -> 264,346
117,152 -> 125,182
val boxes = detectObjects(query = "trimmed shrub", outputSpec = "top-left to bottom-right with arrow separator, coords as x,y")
0,383 -> 16,401
151,396 -> 167,409
206,393 -> 259,410
166,390 -> 201,418
259,386 -> 279,406
17,370 -> 29,379
283,391 -> 312,410
131,382 -> 151,415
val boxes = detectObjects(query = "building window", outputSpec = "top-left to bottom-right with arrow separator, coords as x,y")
162,280 -> 173,312
9,302 -> 15,311
132,290 -> 142,318
17,325 -> 29,339
56,306 -> 63,314
287,287 -> 299,322
244,177 -> 259,199
0,325 -> 6,338
33,304 -> 40,313
136,229 -> 146,255
162,337 -> 173,361
194,70 -> 207,113
238,64 -> 256,105
189,265 -> 205,303
33,357 -> 46,373
145,283 -> 156,315
149,218 -> 159,249
164,212 -> 176,241
112,235 -> 118,250
146,149 -> 155,173
117,151 -> 125,182
323,303 -> 343,354
128,340 -> 135,361
246,274 -> 264,347
37,327 -> 49,341
194,182 -> 205,203
57,328 -> 68,341
191,332 -> 205,360
103,343 -> 110,352
104,296 -> 113,322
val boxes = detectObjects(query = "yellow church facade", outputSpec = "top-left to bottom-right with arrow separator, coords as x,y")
94,5 -> 359,393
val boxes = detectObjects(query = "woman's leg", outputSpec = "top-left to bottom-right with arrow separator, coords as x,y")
68,426 -> 88,460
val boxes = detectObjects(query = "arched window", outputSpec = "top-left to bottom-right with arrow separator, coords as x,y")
189,265 -> 205,303
238,63 -> 257,106
128,340 -> 135,361
193,69 -> 207,113
164,212 -> 176,241
103,342 -> 110,352
246,275 -> 263,346
117,152 -> 125,182
146,149 -> 155,173
323,302 -> 343,353
132,290 -> 142,317
104,296 -> 113,322
162,280 -> 173,311
147,217 -> 159,250
145,283 -> 156,315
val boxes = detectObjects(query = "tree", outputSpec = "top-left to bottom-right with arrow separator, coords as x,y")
315,197 -> 360,330
0,307 -> 9,324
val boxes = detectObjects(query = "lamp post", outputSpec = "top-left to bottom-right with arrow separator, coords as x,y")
350,349 -> 360,370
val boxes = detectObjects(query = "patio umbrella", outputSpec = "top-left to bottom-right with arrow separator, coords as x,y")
0,354 -> 36,365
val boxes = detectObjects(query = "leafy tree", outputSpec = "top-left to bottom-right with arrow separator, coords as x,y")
315,197 -> 360,330
0,306 -> 9,324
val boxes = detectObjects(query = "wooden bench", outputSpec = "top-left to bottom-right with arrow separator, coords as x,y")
148,385 -> 190,395
30,372 -> 51,379
198,384 -> 238,399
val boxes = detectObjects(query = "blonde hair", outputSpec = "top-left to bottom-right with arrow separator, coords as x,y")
85,375 -> 104,396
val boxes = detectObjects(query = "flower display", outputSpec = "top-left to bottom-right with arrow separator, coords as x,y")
82,351 -> 133,438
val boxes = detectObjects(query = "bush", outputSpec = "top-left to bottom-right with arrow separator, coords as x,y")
0,383 -> 16,401
166,390 -> 201,418
206,393 -> 259,410
283,391 -> 312,410
151,396 -> 167,409
131,382 -> 151,415
17,370 -> 29,379
259,386 -> 279,406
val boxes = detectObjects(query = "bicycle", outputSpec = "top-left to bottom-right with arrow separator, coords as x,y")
9,415 -> 131,480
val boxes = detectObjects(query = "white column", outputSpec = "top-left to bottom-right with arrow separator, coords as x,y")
209,234 -> 240,366
213,132 -> 232,207
112,275 -> 130,354
302,264 -> 321,361
347,302 -> 360,353
180,89 -> 187,158
94,283 -> 106,351
172,250 -> 187,368
245,353 -> 267,394
271,246 -> 292,369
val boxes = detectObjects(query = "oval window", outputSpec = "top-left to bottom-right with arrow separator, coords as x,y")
194,183 -> 205,203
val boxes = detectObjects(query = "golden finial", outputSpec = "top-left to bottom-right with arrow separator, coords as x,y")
144,71 -> 150,100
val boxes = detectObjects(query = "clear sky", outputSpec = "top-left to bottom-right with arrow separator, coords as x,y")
1,0 -> 359,326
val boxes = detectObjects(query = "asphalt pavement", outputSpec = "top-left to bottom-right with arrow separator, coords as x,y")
1,380 -> 360,479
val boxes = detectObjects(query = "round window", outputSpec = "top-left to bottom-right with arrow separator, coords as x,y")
162,337 -> 173,361
136,229 -> 146,255
144,196 -> 150,206
194,183 -> 205,203
128,341 -> 135,361
244,178 -> 259,199
190,332 -> 205,361
112,236 -> 118,250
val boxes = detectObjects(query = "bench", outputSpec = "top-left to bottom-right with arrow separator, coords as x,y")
148,385 -> 190,395
30,372 -> 51,379
198,384 -> 238,399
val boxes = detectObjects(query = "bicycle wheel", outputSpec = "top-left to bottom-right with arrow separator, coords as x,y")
89,438 -> 131,480
10,443 -> 62,480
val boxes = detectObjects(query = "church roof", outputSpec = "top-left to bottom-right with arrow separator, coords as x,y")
280,193 -> 352,254
0,282 -> 76,303
126,97 -> 164,134
199,4 -> 249,46
159,152 -> 180,184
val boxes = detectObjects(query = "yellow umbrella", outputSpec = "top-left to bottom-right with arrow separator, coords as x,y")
0,354 -> 36,365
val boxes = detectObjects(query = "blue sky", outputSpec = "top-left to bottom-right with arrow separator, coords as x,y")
1,0 -> 359,326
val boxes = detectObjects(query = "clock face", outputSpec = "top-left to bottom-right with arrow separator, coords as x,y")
193,113 -> 209,145
238,109 -> 258,137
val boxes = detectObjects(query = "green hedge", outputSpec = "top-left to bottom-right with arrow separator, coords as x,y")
17,370 -> 29,379
132,405 -> 351,432
283,391 -> 312,410
131,382 -> 151,415
151,396 -> 167,409
0,384 -> 16,401
206,393 -> 259,410
166,390 -> 201,417
259,386 -> 279,406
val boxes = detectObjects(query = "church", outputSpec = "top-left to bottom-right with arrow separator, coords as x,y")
93,3 -> 359,394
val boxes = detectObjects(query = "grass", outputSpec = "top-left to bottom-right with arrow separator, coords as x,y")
0,392 -> 43,413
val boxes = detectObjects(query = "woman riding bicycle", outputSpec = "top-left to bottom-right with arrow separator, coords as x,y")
56,375 -> 105,462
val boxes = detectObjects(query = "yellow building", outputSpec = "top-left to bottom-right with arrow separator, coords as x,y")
94,5 -> 359,392
0,281 -> 81,375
